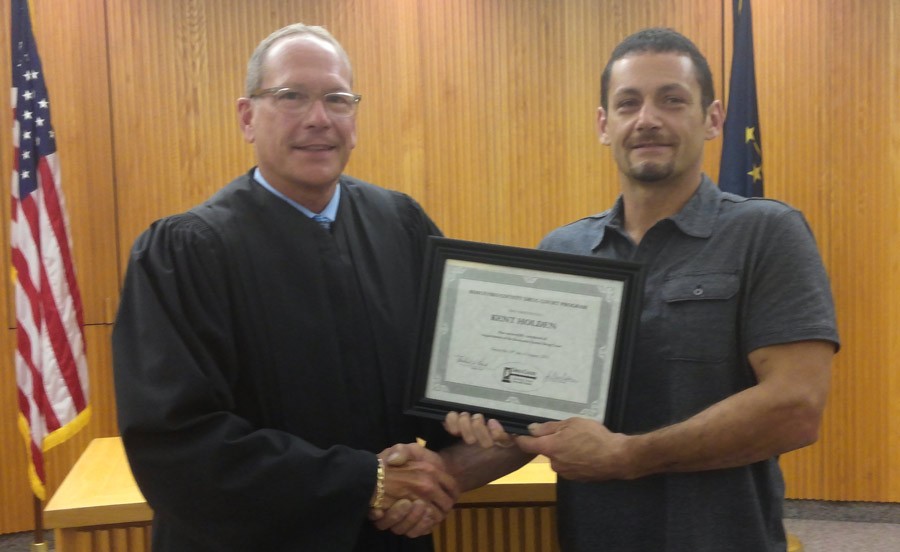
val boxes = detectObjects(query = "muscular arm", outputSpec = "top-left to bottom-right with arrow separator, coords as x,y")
518,340 -> 834,481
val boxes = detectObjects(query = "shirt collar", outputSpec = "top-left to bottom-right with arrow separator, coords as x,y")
668,174 -> 720,239
252,167 -> 341,221
589,174 -> 721,250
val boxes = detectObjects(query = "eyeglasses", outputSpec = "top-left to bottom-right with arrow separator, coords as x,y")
250,87 -> 362,118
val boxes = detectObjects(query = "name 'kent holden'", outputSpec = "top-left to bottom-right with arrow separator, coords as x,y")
490,314 -> 557,330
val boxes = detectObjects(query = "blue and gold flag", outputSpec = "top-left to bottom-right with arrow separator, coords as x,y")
720,0 -> 763,197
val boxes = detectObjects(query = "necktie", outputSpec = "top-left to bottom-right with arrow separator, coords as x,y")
312,214 -> 332,232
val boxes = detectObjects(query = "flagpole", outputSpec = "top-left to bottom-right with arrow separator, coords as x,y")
32,496 -> 48,551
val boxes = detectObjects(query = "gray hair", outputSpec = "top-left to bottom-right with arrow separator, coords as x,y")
245,24 -> 352,96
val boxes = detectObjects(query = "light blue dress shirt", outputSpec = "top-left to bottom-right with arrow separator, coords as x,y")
252,167 -> 340,224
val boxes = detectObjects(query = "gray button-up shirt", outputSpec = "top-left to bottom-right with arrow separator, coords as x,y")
539,174 -> 839,551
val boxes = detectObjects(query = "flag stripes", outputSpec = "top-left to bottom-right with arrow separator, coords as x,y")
11,0 -> 90,500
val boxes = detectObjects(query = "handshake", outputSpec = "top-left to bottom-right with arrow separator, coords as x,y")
368,411 -> 526,538
367,442 -> 458,538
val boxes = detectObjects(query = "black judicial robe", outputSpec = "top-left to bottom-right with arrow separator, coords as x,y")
112,171 -> 446,552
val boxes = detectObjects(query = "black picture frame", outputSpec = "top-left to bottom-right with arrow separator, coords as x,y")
406,237 -> 644,435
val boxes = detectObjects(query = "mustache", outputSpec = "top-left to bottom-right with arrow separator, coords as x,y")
628,132 -> 672,148
629,140 -> 672,148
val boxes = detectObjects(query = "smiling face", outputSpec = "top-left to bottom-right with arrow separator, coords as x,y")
598,52 -> 722,190
238,35 -> 356,206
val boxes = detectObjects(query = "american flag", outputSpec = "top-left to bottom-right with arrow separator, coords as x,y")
11,0 -> 90,500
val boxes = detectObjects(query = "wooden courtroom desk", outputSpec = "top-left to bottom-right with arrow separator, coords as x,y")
44,437 -> 557,552
44,437 -> 153,552
43,438 -> 804,552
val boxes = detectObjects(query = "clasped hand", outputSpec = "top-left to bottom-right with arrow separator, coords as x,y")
368,443 -> 459,538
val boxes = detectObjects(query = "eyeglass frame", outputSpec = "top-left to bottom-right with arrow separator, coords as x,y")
249,87 -> 362,118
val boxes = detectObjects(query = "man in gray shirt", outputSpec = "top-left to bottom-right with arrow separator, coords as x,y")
447,27 -> 839,552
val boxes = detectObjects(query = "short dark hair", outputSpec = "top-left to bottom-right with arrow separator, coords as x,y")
599,27 -> 715,112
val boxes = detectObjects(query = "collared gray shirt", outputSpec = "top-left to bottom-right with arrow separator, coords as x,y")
539,175 -> 839,552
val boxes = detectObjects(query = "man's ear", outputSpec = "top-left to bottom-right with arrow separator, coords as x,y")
237,98 -> 255,144
597,107 -> 611,145
705,99 -> 725,141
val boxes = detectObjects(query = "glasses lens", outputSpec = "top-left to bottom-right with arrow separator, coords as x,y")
272,89 -> 310,114
323,93 -> 357,117
264,89 -> 357,117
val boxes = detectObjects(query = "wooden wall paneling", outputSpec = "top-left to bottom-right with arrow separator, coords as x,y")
814,0 -> 883,502
339,0 -> 428,202
53,523 -> 151,552
829,0 -> 898,503
434,506 -> 559,552
766,0 -> 897,502
555,0 -> 621,239
492,0 -> 581,248
889,0 -> 900,503
414,0 -> 501,243
106,0 -> 253,260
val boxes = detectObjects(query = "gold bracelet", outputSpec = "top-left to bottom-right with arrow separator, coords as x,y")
370,457 -> 385,509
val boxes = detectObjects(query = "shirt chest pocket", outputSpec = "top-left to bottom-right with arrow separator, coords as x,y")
660,272 -> 740,362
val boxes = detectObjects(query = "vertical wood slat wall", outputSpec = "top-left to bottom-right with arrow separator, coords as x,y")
53,524 -> 150,552
0,0 -> 897,536
434,506 -> 558,552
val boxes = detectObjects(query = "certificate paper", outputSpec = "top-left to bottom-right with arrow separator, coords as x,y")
407,238 -> 643,434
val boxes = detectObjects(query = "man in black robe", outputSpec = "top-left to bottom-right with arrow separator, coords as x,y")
113,24 -> 526,552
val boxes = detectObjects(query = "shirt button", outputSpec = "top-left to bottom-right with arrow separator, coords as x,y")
693,287 -> 704,296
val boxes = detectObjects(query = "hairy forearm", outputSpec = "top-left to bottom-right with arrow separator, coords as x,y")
623,381 -> 825,479
623,341 -> 833,478
516,342 -> 834,483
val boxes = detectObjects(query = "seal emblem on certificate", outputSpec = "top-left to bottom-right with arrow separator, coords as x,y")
406,237 -> 644,434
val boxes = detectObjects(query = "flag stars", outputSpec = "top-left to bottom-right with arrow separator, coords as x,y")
38,99 -> 49,109
21,171 -> 31,180
747,165 -> 763,182
23,111 -> 33,120
745,126 -> 757,144
35,118 -> 45,127
22,151 -> 31,160
23,90 -> 35,101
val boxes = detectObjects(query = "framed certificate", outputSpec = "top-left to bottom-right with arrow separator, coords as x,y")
406,237 -> 644,435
